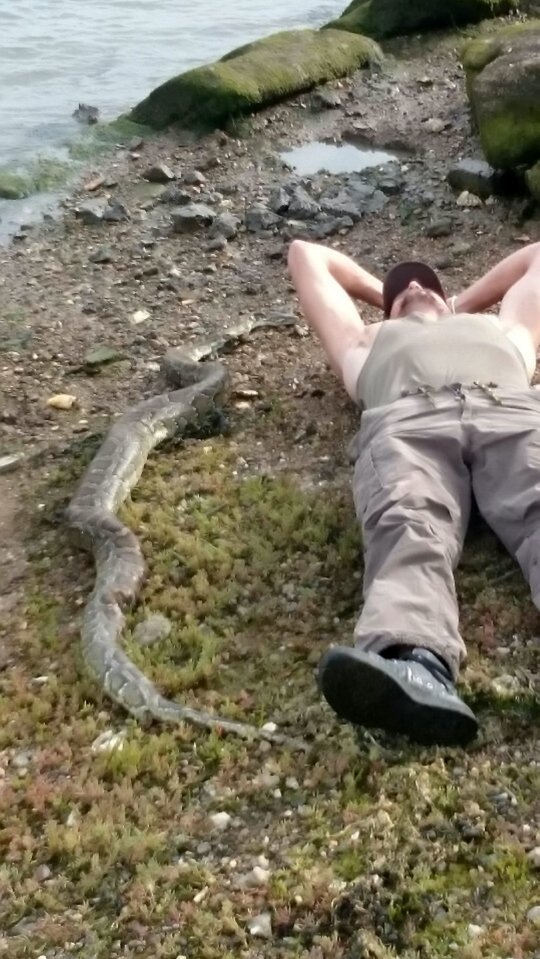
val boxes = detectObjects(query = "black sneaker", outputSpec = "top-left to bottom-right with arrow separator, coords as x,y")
318,646 -> 478,747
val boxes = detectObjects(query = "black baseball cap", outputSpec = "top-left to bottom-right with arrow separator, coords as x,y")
383,261 -> 447,317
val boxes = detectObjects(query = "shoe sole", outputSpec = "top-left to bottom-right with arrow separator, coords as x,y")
318,648 -> 478,747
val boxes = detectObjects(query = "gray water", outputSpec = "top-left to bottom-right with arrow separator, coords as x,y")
282,142 -> 398,175
0,1 -> 344,169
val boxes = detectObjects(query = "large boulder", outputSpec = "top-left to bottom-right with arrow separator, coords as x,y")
324,0 -> 517,40
129,29 -> 382,130
462,22 -> 540,169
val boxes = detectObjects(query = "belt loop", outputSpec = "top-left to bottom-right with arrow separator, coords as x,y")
473,381 -> 503,406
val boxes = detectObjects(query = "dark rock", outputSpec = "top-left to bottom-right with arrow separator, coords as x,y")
269,187 -> 291,215
72,103 -> 99,125
0,453 -> 25,475
89,245 -> 114,264
103,199 -> 130,222
206,236 -> 228,252
161,186 -> 192,205
76,200 -> 108,225
143,163 -> 175,183
245,204 -> 281,232
209,212 -> 241,240
311,88 -> 343,110
447,158 -> 498,199
426,218 -> 453,238
320,195 -> 362,222
287,186 -> 320,220
315,215 -> 355,237
183,170 -> 206,186
171,203 -> 215,233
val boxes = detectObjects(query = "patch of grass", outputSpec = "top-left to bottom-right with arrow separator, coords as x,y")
1,392 -> 539,958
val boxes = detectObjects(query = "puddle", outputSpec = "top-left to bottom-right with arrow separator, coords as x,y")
281,141 -> 398,176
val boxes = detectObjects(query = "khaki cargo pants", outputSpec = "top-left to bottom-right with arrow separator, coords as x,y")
350,386 -> 540,679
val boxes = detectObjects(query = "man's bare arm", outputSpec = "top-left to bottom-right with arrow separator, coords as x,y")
287,240 -> 382,394
291,240 -> 384,309
455,241 -> 540,313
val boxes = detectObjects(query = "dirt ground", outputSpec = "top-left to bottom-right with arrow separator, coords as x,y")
0,23 -> 539,959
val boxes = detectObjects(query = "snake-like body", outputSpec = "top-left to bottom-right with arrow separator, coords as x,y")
66,315 -> 308,751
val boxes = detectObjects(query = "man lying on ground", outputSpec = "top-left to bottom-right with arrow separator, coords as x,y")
288,238 -> 540,747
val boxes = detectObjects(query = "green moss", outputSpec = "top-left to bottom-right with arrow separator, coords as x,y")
324,0 -> 517,41
129,29 -> 382,130
3,378 -> 540,957
462,21 -> 540,168
526,160 -> 540,200
68,118 -> 152,160
0,169 -> 32,199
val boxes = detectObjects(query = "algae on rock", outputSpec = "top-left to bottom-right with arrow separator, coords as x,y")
462,21 -> 540,169
129,29 -> 382,131
324,0 -> 517,40
0,170 -> 32,200
526,160 -> 540,200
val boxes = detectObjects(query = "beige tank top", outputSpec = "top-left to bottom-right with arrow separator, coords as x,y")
356,312 -> 529,410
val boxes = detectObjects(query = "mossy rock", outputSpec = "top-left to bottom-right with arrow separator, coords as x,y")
0,170 -> 32,200
526,160 -> 540,200
323,0 -> 517,40
129,29 -> 382,131
462,21 -> 540,169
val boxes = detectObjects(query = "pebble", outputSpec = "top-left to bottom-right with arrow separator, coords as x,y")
247,912 -> 272,939
527,847 -> 540,868
133,613 -> 172,646
34,864 -> 52,883
47,393 -> 77,410
261,721 -> 277,733
91,729 -> 127,753
0,452 -> 25,475
11,749 -> 34,770
491,674 -> 521,696
456,190 -> 483,208
131,309 -> 151,325
467,924 -> 484,938
210,811 -> 232,831
143,163 -> 175,183
527,905 -> 540,926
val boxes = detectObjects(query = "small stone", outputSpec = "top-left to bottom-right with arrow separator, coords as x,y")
526,905 -> 540,926
183,169 -> 206,186
468,924 -> 484,938
270,187 -> 290,214
251,866 -> 271,885
206,236 -> 228,252
287,186 -> 320,220
210,211 -> 240,240
424,117 -> 446,133
76,199 -> 107,224
89,245 -> 114,264
34,864 -> 52,883
0,452 -> 25,474
133,613 -> 172,646
456,190 -> 483,208
47,393 -> 77,410
491,673 -> 521,696
527,847 -> 540,868
448,158 -> 498,199
247,912 -> 272,939
311,88 -> 342,110
261,721 -> 277,733
143,163 -> 175,183
91,729 -> 126,753
131,309 -> 151,325
285,776 -> 299,789
11,750 -> 33,769
103,199 -> 130,222
171,203 -> 215,233
210,811 -> 231,831
426,218 -> 453,238
83,344 -> 126,369
245,204 -> 281,232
